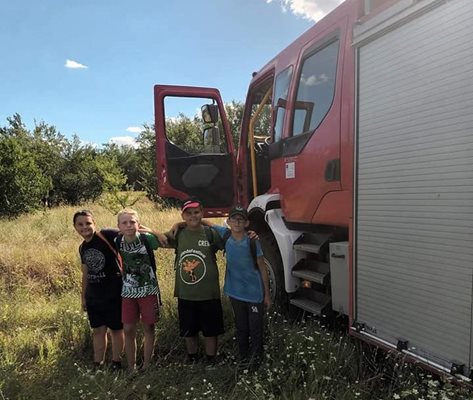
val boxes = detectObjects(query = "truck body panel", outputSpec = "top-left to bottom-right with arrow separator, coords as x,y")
354,0 -> 473,372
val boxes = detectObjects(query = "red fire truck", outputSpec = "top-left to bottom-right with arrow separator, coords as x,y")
154,0 -> 473,379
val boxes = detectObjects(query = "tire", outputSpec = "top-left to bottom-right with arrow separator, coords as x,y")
258,232 -> 287,307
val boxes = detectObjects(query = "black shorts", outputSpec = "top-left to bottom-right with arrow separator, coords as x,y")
86,297 -> 123,330
178,298 -> 224,337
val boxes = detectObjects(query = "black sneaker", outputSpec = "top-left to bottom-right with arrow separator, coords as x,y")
204,355 -> 217,371
92,361 -> 103,372
110,360 -> 122,371
186,353 -> 200,364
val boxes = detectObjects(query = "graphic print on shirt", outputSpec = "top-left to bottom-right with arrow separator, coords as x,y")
83,248 -> 106,282
119,235 -> 158,298
178,249 -> 207,285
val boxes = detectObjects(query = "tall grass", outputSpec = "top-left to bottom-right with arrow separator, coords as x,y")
0,199 -> 471,399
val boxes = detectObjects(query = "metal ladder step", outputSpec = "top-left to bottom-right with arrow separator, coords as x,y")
293,243 -> 321,254
292,269 -> 328,285
289,297 -> 331,316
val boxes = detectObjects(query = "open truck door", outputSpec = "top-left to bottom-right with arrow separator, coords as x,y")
154,85 -> 237,216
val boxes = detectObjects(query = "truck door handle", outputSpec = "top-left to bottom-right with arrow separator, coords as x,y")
331,253 -> 345,259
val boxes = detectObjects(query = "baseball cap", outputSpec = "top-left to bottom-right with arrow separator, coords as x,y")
181,198 -> 203,212
228,205 -> 248,219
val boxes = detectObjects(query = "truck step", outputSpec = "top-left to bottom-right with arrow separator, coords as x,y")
293,243 -> 321,254
292,268 -> 328,285
289,297 -> 331,316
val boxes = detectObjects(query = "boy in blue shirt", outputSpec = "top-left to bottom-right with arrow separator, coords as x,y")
212,206 -> 271,363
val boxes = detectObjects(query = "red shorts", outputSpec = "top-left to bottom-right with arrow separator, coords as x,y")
122,295 -> 159,325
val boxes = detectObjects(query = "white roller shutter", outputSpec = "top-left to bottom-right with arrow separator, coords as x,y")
355,0 -> 473,372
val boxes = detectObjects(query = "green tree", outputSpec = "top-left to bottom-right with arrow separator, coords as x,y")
0,136 -> 49,217
96,155 -> 142,214
135,124 -> 159,201
165,113 -> 202,153
53,136 -> 103,205
224,100 -> 244,150
101,143 -> 141,190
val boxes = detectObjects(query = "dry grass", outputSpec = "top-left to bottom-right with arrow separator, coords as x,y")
0,198 -> 186,295
1,197 -> 472,400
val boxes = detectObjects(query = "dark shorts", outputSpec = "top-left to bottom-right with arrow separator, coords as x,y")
178,298 -> 224,337
86,296 -> 123,330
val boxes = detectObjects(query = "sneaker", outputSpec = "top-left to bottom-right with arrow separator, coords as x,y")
110,360 -> 122,371
204,355 -> 217,371
186,353 -> 200,364
92,361 -> 103,371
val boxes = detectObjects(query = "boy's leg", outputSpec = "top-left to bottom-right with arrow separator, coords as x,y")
107,296 -> 124,364
203,336 -> 217,357
138,295 -> 159,369
122,297 -> 139,372
92,326 -> 107,364
185,336 -> 199,355
110,329 -> 124,362
201,299 -> 225,358
178,299 -> 200,358
123,323 -> 137,372
247,302 -> 264,360
142,323 -> 155,369
230,298 -> 250,360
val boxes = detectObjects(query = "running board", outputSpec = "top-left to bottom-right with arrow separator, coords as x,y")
292,269 -> 328,285
289,297 -> 331,316
293,243 -> 321,254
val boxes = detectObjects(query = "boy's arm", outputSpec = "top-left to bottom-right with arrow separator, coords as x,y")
139,225 -> 168,247
168,221 -> 186,239
257,256 -> 272,310
167,219 -> 216,239
80,264 -> 88,312
201,219 -> 216,227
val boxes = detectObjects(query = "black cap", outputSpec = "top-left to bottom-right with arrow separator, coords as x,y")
228,205 -> 248,219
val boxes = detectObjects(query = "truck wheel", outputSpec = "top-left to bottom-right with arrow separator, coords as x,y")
259,232 -> 287,306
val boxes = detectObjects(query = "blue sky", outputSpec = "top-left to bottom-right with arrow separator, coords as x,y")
0,0 -> 342,146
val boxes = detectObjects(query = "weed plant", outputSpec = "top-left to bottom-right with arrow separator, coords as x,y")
0,199 -> 471,399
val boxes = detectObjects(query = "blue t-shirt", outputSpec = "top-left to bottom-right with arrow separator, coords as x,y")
213,225 -> 264,303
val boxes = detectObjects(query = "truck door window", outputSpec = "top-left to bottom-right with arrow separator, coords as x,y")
163,96 -> 227,154
272,66 -> 293,143
245,79 -> 274,198
292,39 -> 339,137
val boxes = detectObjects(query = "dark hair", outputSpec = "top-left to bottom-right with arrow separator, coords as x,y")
73,209 -> 94,225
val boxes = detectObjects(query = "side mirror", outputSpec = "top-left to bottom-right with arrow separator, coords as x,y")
201,104 -> 219,124
203,126 -> 221,153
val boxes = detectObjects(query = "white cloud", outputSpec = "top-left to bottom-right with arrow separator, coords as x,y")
65,59 -> 88,69
301,73 -> 329,86
126,126 -> 142,134
272,0 -> 343,21
108,136 -> 138,148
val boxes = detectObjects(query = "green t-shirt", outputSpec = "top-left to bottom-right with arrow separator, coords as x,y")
119,232 -> 160,298
173,227 -> 221,301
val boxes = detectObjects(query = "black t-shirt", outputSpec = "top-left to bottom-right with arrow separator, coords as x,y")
79,229 -> 122,302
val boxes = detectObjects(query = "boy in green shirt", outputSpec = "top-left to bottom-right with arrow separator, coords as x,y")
169,198 -> 224,366
116,208 -> 167,373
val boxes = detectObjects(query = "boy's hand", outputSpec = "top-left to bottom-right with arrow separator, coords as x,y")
156,233 -> 168,247
139,224 -> 152,233
169,222 -> 186,238
248,230 -> 259,240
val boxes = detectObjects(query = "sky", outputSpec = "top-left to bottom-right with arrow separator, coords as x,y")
0,0 -> 343,147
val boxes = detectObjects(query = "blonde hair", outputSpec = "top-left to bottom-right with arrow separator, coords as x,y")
117,208 -> 140,223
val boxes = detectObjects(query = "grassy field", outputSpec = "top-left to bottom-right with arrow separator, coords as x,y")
0,198 -> 471,399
